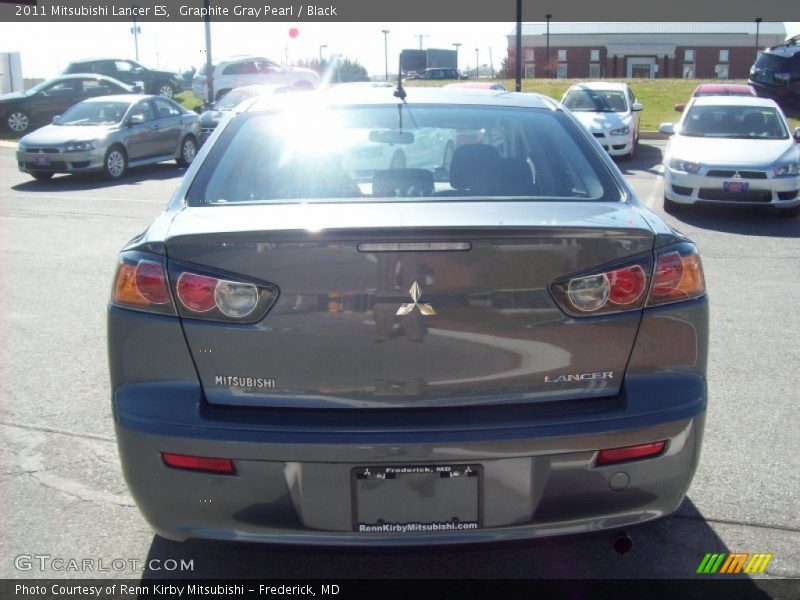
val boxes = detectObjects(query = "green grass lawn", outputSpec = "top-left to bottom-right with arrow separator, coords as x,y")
406,78 -> 800,132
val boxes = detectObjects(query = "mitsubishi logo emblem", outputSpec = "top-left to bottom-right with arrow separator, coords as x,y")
733,172 -> 742,178
396,281 -> 436,316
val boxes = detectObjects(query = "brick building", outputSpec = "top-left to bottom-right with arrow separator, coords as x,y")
508,22 -> 787,79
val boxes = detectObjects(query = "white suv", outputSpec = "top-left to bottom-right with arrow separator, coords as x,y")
193,56 -> 319,102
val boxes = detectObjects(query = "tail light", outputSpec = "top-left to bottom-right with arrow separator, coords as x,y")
111,251 -> 279,322
111,252 -> 176,315
550,243 -> 705,316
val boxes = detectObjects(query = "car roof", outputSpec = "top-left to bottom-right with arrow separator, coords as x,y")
245,86 -> 558,112
691,95 -> 780,107
80,94 -> 157,103
694,83 -> 754,94
567,82 -> 628,92
68,58 -> 139,63
49,73 -> 124,82
216,55 -> 270,64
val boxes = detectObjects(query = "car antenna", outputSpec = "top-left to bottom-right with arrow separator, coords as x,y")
394,55 -> 406,101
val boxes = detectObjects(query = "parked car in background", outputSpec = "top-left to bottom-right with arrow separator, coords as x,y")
64,59 -> 183,99
192,56 -> 319,102
749,35 -> 800,112
561,82 -> 643,160
660,96 -> 800,216
16,94 -> 200,181
198,84 -> 295,144
444,82 -> 508,91
1,74 -> 135,134
109,87 -> 709,546
674,83 -> 756,112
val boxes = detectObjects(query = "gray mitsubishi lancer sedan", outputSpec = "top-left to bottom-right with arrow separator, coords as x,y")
108,86 -> 708,545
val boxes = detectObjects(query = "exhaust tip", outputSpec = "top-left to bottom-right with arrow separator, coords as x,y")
611,531 -> 633,555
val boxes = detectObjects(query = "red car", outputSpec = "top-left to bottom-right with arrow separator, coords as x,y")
674,83 -> 756,111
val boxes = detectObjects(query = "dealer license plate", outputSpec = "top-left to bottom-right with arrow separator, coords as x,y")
34,155 -> 50,166
352,464 -> 482,534
724,181 -> 749,193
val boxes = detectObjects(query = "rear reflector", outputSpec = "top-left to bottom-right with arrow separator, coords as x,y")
596,441 -> 666,466
161,452 -> 236,475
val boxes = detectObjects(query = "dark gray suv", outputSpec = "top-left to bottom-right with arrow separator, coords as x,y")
749,35 -> 800,113
64,59 -> 183,98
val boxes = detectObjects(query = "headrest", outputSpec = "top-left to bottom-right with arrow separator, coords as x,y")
449,144 -> 502,190
373,168 -> 434,197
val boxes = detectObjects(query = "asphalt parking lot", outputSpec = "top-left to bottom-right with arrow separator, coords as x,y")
0,139 -> 798,583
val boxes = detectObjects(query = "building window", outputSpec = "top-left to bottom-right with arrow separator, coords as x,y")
719,49 -> 729,62
589,63 -> 601,78
557,49 -> 567,61
525,49 -> 534,61
590,49 -> 600,62
684,49 -> 695,62
524,64 -> 536,78
556,63 -> 567,78
683,64 -> 695,78
715,64 -> 730,80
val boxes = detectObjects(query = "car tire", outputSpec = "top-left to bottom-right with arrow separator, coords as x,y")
664,195 -> 683,213
6,110 -> 30,133
215,89 -> 231,102
390,150 -> 406,170
442,142 -> 455,171
31,172 -> 54,181
104,145 -> 128,180
157,83 -> 175,98
176,136 -> 198,168
777,205 -> 800,218
294,80 -> 314,91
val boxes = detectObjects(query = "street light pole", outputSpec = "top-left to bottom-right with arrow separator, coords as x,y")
382,30 -> 390,81
415,34 -> 428,51
515,0 -> 521,91
319,44 -> 327,62
546,14 -> 552,78
131,8 -> 141,62
203,0 -> 213,103
488,47 -> 494,78
754,18 -> 763,62
452,42 -> 461,74
475,48 -> 479,79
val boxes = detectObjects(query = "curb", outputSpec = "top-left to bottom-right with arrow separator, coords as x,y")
640,131 -> 668,140
0,140 -> 18,149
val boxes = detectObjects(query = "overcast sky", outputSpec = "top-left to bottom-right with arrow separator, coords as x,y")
1,21 -> 798,79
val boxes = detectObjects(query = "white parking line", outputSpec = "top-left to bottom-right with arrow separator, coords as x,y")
0,192 -> 167,204
643,164 -> 665,210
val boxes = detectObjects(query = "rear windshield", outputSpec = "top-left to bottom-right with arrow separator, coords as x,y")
186,104 -> 621,205
681,104 -> 788,139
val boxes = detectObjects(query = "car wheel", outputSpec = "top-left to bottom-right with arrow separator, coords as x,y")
777,205 -> 800,218
31,172 -> 54,181
294,80 -> 314,91
7,110 -> 30,133
390,150 -> 406,170
215,89 -> 230,102
664,195 -> 683,213
176,136 -> 197,168
104,145 -> 128,180
158,84 -> 175,98
442,142 -> 455,171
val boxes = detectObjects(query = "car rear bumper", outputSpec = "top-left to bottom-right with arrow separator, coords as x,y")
664,167 -> 800,207
115,382 -> 706,545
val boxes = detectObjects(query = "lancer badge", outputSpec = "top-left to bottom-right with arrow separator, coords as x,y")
396,281 -> 436,316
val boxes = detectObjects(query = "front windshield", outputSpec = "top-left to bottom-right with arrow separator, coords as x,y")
681,105 -> 789,139
187,104 -> 620,205
215,90 -> 251,110
57,101 -> 130,126
563,89 -> 628,113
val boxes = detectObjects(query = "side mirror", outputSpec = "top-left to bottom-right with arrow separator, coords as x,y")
632,102 -> 644,112
794,126 -> 800,142
674,103 -> 686,112
659,123 -> 675,135
132,84 -> 143,93
128,114 -> 145,126
52,115 -> 60,123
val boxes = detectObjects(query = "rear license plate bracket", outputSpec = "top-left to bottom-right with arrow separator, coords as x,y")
34,155 -> 50,167
723,181 -> 749,193
352,464 -> 482,534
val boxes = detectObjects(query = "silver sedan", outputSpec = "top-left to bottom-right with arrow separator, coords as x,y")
16,94 -> 201,181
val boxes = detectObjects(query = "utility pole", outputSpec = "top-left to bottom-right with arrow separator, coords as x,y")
415,34 -> 428,50
515,0 -> 521,91
131,8 -> 141,61
474,48 -> 479,79
754,18 -> 763,62
382,29 -> 390,81
203,0 -> 213,103
488,47 -> 494,78
546,14 -> 552,78
452,42 -> 461,73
